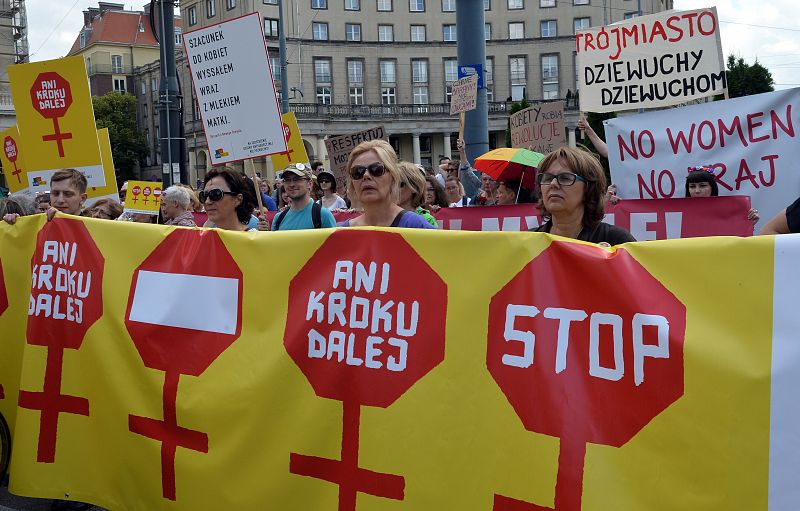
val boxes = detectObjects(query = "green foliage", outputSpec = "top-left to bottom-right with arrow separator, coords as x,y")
725,54 -> 775,98
505,99 -> 530,147
92,92 -> 148,182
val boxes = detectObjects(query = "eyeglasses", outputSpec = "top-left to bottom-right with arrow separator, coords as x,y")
349,162 -> 386,180
283,175 -> 309,184
199,189 -> 239,202
318,178 -> 332,184
536,172 -> 588,187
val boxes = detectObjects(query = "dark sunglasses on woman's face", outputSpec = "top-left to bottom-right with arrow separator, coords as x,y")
349,162 -> 386,180
318,178 -> 332,184
536,171 -> 587,187
199,188 -> 239,202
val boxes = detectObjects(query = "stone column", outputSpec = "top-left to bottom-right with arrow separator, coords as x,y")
568,127 -> 577,148
443,132 -> 452,159
412,133 -> 421,164
317,137 -> 327,163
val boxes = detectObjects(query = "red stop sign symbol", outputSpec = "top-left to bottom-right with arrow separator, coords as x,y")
285,230 -> 447,509
125,229 -> 243,500
19,218 -> 105,463
142,186 -> 152,205
488,241 -> 685,511
30,72 -> 74,158
4,136 -> 17,162
153,186 -> 162,205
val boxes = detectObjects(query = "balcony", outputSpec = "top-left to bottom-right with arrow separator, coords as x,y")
87,63 -> 134,76
0,93 -> 14,112
287,100 -> 576,119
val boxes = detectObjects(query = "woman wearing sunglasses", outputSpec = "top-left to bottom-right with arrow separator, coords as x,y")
341,140 -> 435,229
532,147 -> 635,246
201,167 -> 259,231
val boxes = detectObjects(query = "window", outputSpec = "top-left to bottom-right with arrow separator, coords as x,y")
485,57 -> 494,82
188,6 -> 197,25
574,0 -> 588,3
313,22 -> 329,40
345,0 -> 360,10
206,0 -> 216,17
138,21 -> 145,32
151,77 -> 157,91
380,60 -> 396,82
314,59 -> 332,104
378,24 -> 394,42
413,86 -> 429,105
484,23 -> 491,40
541,20 -> 556,37
348,60 -> 364,105
443,24 -> 456,41
542,54 -> 559,100
509,22 -> 524,39
349,87 -> 364,105
113,78 -> 126,93
540,0 -> 554,6
264,18 -> 279,37
345,23 -> 362,41
484,0 -> 490,9
312,0 -> 327,8
574,17 -> 590,33
174,27 -> 182,45
442,0 -> 455,11
382,87 -> 396,105
410,24 -> 426,41
270,57 -> 281,81
140,79 -> 146,94
263,0 -> 278,4
508,0 -> 522,9
377,0 -> 392,10
227,0 -> 236,9
111,55 -> 123,73
412,59 -> 428,83
410,0 -> 425,11
444,58 -> 457,102
624,12 -> 637,19
510,56 -> 526,100
79,30 -> 87,48
316,87 -> 332,104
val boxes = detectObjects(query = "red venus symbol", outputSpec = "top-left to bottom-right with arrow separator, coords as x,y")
30,72 -> 73,158
487,241 -> 686,511
125,229 -> 243,501
3,136 -> 22,184
153,186 -> 162,207
131,185 -> 141,205
142,187 -> 152,205
284,230 -> 447,510
19,218 -> 104,463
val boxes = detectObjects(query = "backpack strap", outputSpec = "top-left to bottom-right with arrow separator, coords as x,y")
274,209 -> 288,230
312,201 -> 322,229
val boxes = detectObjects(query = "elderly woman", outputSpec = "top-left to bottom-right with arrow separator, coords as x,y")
340,140 -> 434,228
532,147 -> 635,245
397,162 -> 438,227
89,198 -> 123,220
161,185 -> 197,227
201,167 -> 259,231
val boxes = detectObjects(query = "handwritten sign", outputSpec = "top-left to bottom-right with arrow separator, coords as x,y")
184,12 -> 286,165
324,125 -> 387,191
509,102 -> 566,152
576,8 -> 725,112
449,75 -> 478,115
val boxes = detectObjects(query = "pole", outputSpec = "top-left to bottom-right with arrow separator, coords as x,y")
278,0 -> 290,114
156,0 -> 185,186
456,0 -> 488,163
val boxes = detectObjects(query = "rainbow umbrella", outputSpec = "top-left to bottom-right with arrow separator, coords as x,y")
472,148 -> 545,190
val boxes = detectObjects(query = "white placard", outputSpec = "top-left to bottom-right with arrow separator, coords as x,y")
184,13 -> 286,165
450,74 -> 478,115
606,88 -> 800,228
576,8 -> 726,113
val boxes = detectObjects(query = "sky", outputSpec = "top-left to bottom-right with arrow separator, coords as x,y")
24,0 -> 800,89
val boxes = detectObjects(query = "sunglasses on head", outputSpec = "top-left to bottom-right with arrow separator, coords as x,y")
349,162 -> 386,180
199,189 -> 239,202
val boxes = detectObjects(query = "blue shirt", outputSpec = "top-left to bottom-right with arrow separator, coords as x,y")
272,200 -> 336,231
261,192 -> 277,211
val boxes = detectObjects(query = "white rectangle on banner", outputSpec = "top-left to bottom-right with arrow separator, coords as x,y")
128,271 -> 240,334
576,8 -> 726,112
606,88 -> 800,230
184,13 -> 286,165
27,164 -> 105,192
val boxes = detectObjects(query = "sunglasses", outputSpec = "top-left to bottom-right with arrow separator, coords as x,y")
349,162 -> 386,180
199,189 -> 239,202
536,172 -> 588,187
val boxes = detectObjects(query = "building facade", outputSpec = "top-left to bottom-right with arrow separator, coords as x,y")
0,0 -> 28,130
174,0 -> 672,183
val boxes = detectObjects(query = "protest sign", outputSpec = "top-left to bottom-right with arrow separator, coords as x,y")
509,102 -> 566,152
576,7 -> 726,112
0,126 -> 30,196
124,180 -> 162,215
449,74 -> 478,115
270,112 -> 310,171
324,125 -> 387,190
0,218 -> 794,510
605,88 -> 800,229
85,128 -> 120,207
184,12 -> 286,165
9,56 -> 105,189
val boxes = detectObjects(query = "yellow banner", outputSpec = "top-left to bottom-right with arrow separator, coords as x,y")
0,220 -> 790,510
270,111 -> 310,171
85,128 -> 120,207
123,180 -> 162,215
0,125 -> 31,195
9,56 -> 105,189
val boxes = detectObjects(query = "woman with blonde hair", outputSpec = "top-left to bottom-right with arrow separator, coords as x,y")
397,161 -> 437,227
340,140 -> 434,228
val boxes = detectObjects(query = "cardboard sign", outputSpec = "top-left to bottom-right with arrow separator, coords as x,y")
576,8 -> 726,112
84,128 -> 121,207
184,12 -> 286,165
0,125 -> 31,195
124,180 -> 162,215
605,88 -> 800,230
450,75 -> 478,115
270,112 -> 310,171
324,125 -> 387,190
9,56 -> 106,189
509,102 -> 566,152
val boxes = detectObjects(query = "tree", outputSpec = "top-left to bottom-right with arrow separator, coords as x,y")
93,92 -> 148,182
725,55 -> 774,98
505,99 -> 530,147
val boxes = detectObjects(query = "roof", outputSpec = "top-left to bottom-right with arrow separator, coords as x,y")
68,9 -> 182,55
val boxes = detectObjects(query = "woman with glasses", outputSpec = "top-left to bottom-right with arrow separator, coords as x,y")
532,147 -> 635,245
88,198 -> 123,220
200,167 -> 259,232
341,140 -> 435,229
316,170 -> 348,210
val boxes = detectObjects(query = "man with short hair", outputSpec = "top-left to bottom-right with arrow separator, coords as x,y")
3,168 -> 87,224
161,185 -> 197,227
272,163 -> 336,231
311,160 -> 325,175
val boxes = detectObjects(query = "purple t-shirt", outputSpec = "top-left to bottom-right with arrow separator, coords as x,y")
340,210 -> 436,229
